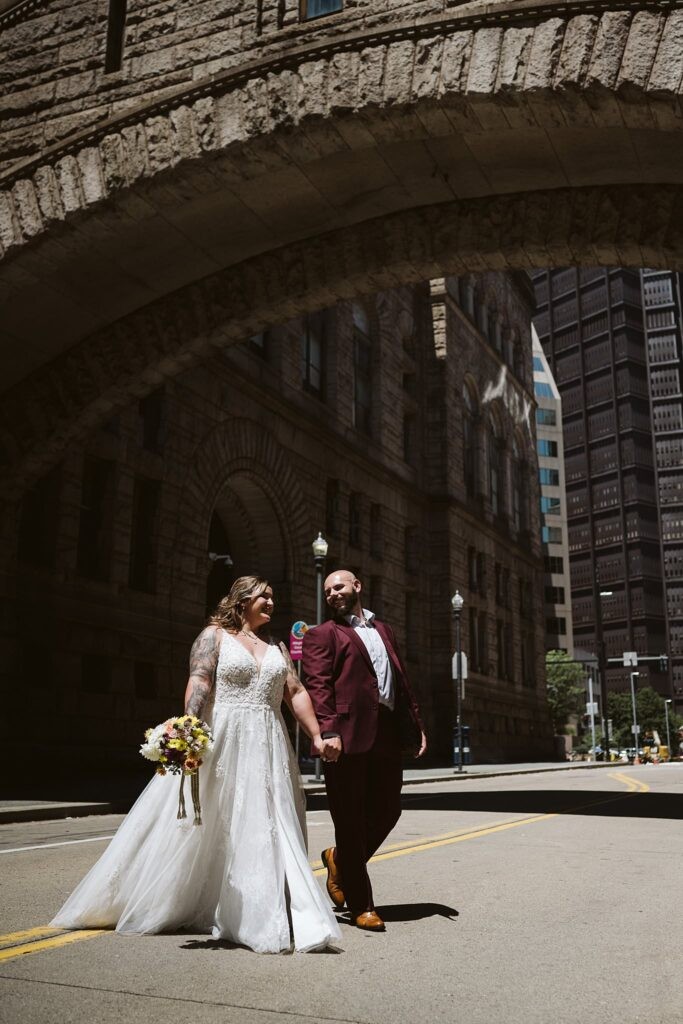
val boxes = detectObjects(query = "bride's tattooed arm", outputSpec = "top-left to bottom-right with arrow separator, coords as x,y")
184,626 -> 219,717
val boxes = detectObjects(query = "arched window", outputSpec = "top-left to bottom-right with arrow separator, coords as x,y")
464,277 -> 475,319
490,309 -> 503,354
488,414 -> 503,518
352,302 -> 372,435
462,383 -> 478,497
512,435 -> 530,535
512,329 -> 526,383
475,294 -> 488,336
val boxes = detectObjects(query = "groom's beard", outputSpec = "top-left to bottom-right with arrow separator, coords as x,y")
330,594 -> 357,618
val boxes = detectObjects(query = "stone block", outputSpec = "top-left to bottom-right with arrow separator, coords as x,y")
648,10 -> 683,94
383,39 -> 416,106
12,180 -> 43,239
587,11 -> 633,90
555,15 -> 598,89
466,27 -> 504,98
33,165 -> 65,222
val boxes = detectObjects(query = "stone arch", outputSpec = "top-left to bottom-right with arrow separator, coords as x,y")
2,176 -> 683,489
168,417 -> 310,625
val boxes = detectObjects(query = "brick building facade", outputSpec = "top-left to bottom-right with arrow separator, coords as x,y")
7,272 -> 554,772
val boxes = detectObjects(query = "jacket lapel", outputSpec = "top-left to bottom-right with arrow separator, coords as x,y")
334,620 -> 375,675
373,620 -> 405,684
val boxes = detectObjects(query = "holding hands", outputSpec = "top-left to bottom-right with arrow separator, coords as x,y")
312,735 -> 342,764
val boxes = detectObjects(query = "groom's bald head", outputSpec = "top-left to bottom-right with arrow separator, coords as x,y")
324,569 -> 363,617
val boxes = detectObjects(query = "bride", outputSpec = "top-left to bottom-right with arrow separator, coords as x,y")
52,576 -> 342,954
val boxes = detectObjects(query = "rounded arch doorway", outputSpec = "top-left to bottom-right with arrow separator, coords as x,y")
204,472 -> 293,640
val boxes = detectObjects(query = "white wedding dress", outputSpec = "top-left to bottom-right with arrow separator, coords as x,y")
52,632 -> 341,953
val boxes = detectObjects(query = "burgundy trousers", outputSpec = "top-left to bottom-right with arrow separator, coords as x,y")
322,705 -> 403,914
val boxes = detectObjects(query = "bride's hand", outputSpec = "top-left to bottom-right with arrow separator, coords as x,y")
311,735 -> 325,758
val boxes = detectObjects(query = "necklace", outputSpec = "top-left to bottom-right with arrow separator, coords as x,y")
239,629 -> 259,645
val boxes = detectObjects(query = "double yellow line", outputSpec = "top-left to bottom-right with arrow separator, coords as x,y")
0,773 -> 649,963
0,925 -> 103,963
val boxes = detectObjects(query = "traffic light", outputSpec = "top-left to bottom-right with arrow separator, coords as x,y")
659,655 -> 669,673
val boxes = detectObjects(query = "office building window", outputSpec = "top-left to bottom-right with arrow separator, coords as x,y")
544,555 -> 565,574
538,439 -> 558,457
541,496 -> 561,516
539,468 -> 560,486
536,408 -> 557,426
535,382 -> 554,399
546,617 -> 567,635
542,526 -> 563,544
545,586 -> 566,604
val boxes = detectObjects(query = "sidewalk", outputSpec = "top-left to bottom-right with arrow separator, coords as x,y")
0,761 -> 613,825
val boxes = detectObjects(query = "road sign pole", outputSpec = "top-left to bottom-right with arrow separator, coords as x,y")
587,674 -> 597,758
630,671 -> 640,758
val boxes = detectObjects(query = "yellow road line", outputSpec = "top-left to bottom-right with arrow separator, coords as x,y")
0,926 -> 64,948
313,775 -> 647,873
608,771 -> 649,794
0,930 -> 104,964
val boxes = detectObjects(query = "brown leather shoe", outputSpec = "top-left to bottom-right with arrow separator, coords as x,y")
353,910 -> 385,932
321,847 -> 345,909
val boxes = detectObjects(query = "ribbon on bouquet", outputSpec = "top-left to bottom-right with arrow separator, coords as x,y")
177,770 -> 203,826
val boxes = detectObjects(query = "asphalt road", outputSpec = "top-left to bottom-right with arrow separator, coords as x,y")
1,766 -> 681,1024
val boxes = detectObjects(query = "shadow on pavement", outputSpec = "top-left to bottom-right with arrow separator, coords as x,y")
374,902 -> 459,922
398,789 -> 683,819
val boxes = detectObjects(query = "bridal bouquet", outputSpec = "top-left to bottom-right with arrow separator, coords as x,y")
140,715 -> 213,825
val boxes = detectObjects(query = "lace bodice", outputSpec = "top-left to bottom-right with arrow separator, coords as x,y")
213,631 -> 287,711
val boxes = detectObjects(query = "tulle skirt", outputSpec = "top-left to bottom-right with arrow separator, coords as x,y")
52,704 -> 341,953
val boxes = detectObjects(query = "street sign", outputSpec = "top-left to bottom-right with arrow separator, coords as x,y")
631,725 -> 641,734
623,651 -> 638,666
289,620 -> 309,661
586,702 -> 598,715
451,652 -> 468,680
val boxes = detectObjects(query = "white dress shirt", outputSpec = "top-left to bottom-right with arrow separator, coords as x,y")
345,608 -> 395,711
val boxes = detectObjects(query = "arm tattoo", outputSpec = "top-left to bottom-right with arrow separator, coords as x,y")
185,629 -> 218,717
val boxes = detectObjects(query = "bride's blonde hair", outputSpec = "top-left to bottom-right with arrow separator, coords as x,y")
210,575 -> 271,632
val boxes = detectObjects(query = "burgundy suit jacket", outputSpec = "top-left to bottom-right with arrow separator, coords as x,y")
302,617 -> 424,756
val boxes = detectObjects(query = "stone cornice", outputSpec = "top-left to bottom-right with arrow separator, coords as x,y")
2,0 -> 681,188
0,0 -> 50,30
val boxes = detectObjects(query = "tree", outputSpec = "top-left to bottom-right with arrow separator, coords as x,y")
545,650 -> 585,734
607,685 -> 683,751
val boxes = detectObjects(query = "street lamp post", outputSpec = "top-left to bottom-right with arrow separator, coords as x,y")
311,532 -> 328,781
665,699 -> 673,757
451,590 -> 464,774
629,671 -> 640,762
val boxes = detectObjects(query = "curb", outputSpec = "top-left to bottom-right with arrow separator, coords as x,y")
0,763 -> 615,825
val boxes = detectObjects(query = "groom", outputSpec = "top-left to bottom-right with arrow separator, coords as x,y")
302,569 -> 426,932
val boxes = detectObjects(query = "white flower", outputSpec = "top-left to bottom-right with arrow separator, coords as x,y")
140,741 -> 162,762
